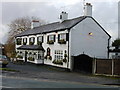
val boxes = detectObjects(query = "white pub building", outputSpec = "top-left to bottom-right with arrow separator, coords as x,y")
15,3 -> 111,71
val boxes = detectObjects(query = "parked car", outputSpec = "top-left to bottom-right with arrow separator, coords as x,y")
0,55 -> 9,67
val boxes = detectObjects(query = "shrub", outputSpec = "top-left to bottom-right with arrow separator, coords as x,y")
47,40 -> 54,44
28,57 -> 34,61
52,60 -> 63,65
58,39 -> 66,44
29,42 -> 34,45
37,41 -> 42,45
63,59 -> 67,63
23,42 -> 27,45
17,55 -> 23,59
112,39 -> 120,47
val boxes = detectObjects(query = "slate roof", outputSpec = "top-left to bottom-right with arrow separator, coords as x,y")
17,45 -> 45,51
15,16 -> 87,37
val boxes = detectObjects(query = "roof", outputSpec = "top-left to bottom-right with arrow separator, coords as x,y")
15,16 -> 87,37
15,16 -> 111,38
17,45 -> 45,51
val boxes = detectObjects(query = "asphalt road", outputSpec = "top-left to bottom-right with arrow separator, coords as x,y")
2,76 -> 119,88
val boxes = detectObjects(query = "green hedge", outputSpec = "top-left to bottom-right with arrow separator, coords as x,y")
52,60 -> 63,65
28,57 -> 35,61
17,55 -> 23,59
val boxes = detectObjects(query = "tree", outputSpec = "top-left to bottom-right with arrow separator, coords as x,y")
7,16 -> 46,43
5,16 -> 46,57
112,39 -> 120,49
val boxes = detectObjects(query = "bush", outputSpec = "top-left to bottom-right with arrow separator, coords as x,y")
37,41 -> 42,45
28,57 -> 34,61
29,42 -> 34,45
58,39 -> 66,44
47,40 -> 54,44
52,60 -> 63,65
112,39 -> 120,47
17,55 -> 23,59
63,59 -> 67,63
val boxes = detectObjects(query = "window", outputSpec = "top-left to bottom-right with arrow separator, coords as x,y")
38,51 -> 44,60
54,50 -> 63,60
59,33 -> 66,40
37,36 -> 43,45
58,33 -> 67,44
23,38 -> 27,45
16,38 -> 22,45
47,35 -> 55,44
29,37 -> 35,45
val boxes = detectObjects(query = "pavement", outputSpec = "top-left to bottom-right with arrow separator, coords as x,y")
2,62 -> 120,86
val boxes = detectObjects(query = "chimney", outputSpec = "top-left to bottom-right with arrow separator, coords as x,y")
31,20 -> 40,29
59,11 -> 68,22
84,3 -> 92,16
118,1 -> 120,38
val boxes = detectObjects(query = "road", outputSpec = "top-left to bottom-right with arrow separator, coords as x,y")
2,76 -> 119,88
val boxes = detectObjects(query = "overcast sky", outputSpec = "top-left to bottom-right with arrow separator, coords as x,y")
0,0 -> 119,44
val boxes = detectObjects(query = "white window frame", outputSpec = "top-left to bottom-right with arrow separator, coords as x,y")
49,35 -> 54,41
37,36 -> 43,42
59,33 -> 66,40
38,51 -> 44,60
54,50 -> 63,60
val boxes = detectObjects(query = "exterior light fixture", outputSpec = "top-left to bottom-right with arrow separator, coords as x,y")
88,32 -> 93,36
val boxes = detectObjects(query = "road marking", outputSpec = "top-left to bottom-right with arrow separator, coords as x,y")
0,86 -> 13,88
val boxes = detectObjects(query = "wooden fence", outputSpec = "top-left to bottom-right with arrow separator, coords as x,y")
93,59 -> 120,76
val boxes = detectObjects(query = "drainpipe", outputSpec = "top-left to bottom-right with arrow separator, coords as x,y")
67,29 -> 70,71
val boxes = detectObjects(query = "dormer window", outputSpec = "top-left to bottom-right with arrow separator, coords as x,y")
23,38 -> 27,45
58,33 -> 67,44
29,37 -> 35,45
37,36 -> 43,45
16,38 -> 22,45
47,35 -> 55,44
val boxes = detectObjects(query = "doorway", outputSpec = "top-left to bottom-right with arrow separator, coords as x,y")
73,54 -> 93,73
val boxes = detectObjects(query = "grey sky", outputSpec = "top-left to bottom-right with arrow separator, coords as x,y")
1,0 -> 119,44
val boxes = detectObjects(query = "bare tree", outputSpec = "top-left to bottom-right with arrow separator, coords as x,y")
7,16 -> 46,43
5,16 -> 46,57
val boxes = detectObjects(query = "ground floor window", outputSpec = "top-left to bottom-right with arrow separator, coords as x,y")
54,50 -> 63,60
38,51 -> 44,60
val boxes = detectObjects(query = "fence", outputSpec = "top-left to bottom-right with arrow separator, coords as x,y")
94,59 -> 120,76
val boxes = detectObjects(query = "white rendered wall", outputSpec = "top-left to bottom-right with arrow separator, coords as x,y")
42,31 -> 69,69
70,17 -> 109,59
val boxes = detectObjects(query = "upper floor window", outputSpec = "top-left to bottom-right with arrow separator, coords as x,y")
47,35 -> 55,44
23,38 -> 27,45
16,38 -> 22,45
29,37 -> 35,45
58,33 -> 68,44
37,36 -> 43,45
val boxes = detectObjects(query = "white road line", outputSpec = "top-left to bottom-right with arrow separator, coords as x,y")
0,86 -> 13,88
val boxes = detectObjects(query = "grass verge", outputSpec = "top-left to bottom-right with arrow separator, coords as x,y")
0,68 -> 20,72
